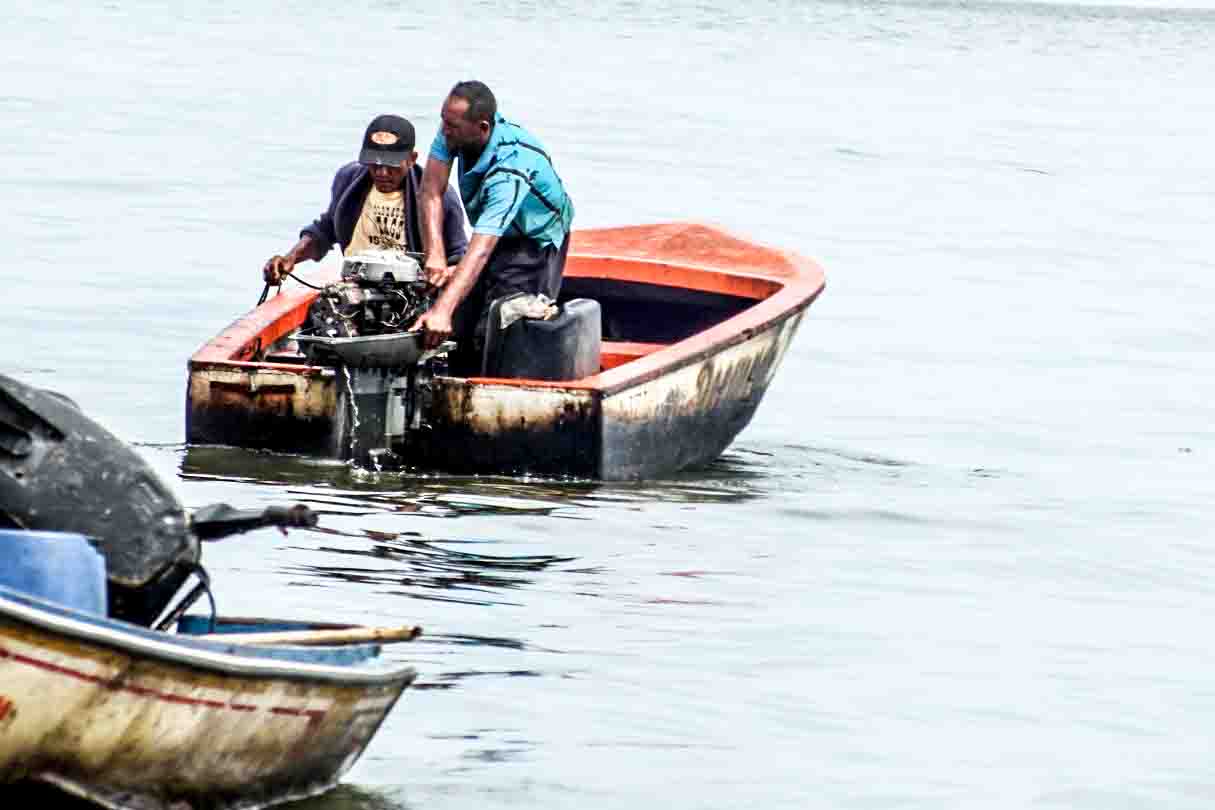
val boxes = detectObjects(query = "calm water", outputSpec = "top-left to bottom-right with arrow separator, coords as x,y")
4,1 -> 1214,807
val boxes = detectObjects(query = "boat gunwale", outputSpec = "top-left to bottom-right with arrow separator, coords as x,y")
0,588 -> 416,687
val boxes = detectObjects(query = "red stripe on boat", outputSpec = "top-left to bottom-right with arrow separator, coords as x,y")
0,645 -> 327,726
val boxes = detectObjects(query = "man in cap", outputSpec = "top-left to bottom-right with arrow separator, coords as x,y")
409,81 -> 574,359
263,114 -> 468,285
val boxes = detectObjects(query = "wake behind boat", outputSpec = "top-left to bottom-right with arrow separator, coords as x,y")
186,222 -> 826,479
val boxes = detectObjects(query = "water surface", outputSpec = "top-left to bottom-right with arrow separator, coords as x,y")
3,2 -> 1213,808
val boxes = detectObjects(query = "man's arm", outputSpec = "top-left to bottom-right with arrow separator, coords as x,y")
441,184 -> 470,264
408,232 -> 499,349
420,157 -> 454,284
412,171 -> 527,347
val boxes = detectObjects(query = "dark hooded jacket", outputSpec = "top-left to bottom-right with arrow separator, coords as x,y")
300,162 -> 468,262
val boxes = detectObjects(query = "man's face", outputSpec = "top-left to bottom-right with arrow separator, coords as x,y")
441,96 -> 489,153
368,153 -> 415,193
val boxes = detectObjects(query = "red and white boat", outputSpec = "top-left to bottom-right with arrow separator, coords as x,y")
186,222 -> 826,480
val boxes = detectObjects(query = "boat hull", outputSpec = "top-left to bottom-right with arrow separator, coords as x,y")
186,362 -> 342,458
0,590 -> 414,810
598,309 -> 804,479
407,308 -> 804,478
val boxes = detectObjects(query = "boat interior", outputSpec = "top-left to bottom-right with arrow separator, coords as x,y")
256,258 -> 776,381
559,273 -> 768,372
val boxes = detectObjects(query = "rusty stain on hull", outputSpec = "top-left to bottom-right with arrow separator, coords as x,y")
600,312 -> 803,478
412,382 -> 601,477
188,365 -> 340,454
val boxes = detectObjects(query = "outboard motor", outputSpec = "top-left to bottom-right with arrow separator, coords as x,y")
293,250 -> 454,467
304,249 -> 433,341
0,373 -> 316,625
289,250 -> 601,469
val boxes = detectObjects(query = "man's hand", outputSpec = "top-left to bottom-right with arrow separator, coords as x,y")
263,254 -> 296,285
409,307 -> 454,350
420,157 -> 454,285
412,233 -> 496,351
424,253 -> 454,288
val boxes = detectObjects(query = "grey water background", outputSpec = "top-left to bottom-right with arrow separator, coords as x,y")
3,0 -> 1214,807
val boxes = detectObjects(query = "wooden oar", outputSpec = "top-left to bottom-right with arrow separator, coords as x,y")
199,625 -> 422,646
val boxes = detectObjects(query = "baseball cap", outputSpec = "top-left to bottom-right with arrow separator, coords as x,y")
358,114 -> 415,166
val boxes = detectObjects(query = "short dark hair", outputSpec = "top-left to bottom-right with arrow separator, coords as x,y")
449,81 -> 497,124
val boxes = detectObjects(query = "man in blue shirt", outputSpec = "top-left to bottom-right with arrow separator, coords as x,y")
410,81 -> 575,360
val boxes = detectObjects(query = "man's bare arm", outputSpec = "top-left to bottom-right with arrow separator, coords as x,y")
420,157 -> 454,284
409,232 -> 500,349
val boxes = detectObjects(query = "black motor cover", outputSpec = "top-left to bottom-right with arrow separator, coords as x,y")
0,373 -> 198,624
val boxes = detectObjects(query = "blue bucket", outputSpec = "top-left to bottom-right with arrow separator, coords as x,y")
0,529 -> 107,615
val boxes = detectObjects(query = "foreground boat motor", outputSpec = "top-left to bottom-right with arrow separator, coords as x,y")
0,373 -> 318,625
0,373 -> 196,624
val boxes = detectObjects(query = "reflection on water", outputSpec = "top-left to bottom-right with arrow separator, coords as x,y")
283,784 -> 411,810
168,442 -> 977,797
290,530 -> 576,608
413,667 -> 543,691
179,443 -> 773,508
12,782 -> 414,810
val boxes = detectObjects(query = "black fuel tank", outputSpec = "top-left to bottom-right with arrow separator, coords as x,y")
482,298 -> 602,381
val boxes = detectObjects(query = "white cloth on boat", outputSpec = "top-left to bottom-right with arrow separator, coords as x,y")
497,293 -> 557,331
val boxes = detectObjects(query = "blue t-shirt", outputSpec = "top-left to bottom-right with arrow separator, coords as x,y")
429,114 -> 574,250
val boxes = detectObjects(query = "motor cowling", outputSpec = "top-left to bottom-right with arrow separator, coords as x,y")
0,373 -> 198,625
306,250 -> 432,339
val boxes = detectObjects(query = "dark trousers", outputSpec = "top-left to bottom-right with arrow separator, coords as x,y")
449,234 -> 571,374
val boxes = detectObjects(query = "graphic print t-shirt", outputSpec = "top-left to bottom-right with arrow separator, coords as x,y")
347,187 -> 405,254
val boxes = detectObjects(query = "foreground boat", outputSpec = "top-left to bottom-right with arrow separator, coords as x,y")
0,581 -> 416,810
185,222 -> 826,479
0,376 -> 420,810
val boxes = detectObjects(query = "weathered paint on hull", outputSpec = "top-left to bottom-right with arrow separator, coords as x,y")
412,310 -> 804,480
187,365 -> 341,457
0,602 -> 413,810
598,311 -> 805,479
410,382 -> 601,477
